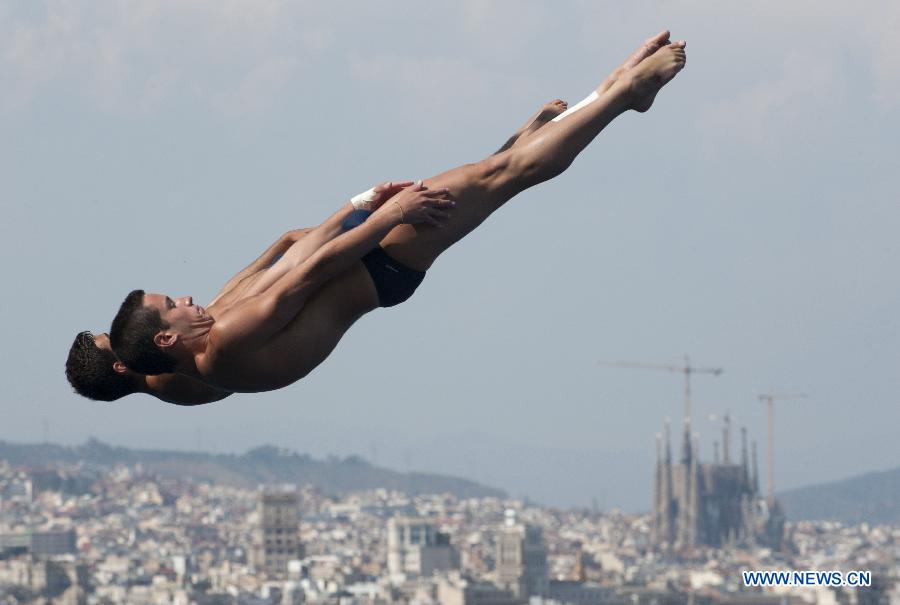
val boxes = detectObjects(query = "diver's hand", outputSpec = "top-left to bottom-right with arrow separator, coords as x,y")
350,181 -> 414,211
368,181 -> 415,210
382,180 -> 456,227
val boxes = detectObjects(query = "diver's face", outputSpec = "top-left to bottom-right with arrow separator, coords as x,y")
142,293 -> 210,336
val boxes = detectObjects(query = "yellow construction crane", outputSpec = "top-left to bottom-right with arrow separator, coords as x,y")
597,355 -> 723,427
758,391 -> 807,505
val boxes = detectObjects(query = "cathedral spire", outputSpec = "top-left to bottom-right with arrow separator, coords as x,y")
751,440 -> 760,494
660,419 -> 673,549
653,432 -> 662,545
741,426 -> 749,484
681,416 -> 692,464
722,413 -> 731,464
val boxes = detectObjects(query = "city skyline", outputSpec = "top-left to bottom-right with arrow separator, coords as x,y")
1,460 -> 895,605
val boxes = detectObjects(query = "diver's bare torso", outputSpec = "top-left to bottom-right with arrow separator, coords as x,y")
198,262 -> 379,392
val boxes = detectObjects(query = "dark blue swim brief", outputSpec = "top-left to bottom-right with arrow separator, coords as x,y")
341,209 -> 425,307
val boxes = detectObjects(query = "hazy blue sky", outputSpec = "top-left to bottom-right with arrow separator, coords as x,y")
1,1 -> 898,510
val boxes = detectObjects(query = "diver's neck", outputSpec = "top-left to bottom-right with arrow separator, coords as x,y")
181,322 -> 212,355
175,330 -> 211,379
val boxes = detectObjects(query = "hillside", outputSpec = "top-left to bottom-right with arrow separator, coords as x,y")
0,438 -> 506,499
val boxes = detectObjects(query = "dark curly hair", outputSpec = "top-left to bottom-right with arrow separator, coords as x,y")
110,289 -> 177,375
65,332 -> 136,401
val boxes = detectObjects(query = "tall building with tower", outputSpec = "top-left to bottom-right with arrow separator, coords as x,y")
251,486 -> 304,579
651,415 -> 783,551
496,509 -> 548,599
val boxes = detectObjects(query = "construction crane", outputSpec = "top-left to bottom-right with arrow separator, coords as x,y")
597,355 -> 724,428
758,391 -> 807,505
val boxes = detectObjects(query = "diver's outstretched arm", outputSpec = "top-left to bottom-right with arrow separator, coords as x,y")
207,229 -> 312,308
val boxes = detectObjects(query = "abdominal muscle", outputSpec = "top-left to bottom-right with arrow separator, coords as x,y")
206,262 -> 380,393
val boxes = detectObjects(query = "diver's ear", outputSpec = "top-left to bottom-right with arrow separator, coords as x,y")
112,361 -> 128,374
154,332 -> 178,349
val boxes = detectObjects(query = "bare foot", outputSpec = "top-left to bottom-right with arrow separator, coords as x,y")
599,30 -> 671,93
520,99 -> 568,136
617,41 -> 686,112
495,99 -> 569,154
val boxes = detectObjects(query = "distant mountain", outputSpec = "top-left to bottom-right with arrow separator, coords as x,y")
779,465 -> 900,525
0,438 -> 506,500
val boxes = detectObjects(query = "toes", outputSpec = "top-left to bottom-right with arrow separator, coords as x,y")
628,32 -> 671,68
645,30 -> 670,48
546,99 -> 567,113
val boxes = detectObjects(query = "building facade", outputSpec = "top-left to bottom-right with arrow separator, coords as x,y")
496,510 -> 548,599
387,516 -> 459,584
251,487 -> 304,579
652,418 -> 784,551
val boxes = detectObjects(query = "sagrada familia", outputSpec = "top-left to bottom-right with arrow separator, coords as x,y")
651,414 -> 785,553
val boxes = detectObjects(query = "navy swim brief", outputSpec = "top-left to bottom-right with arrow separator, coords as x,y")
341,209 -> 426,308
